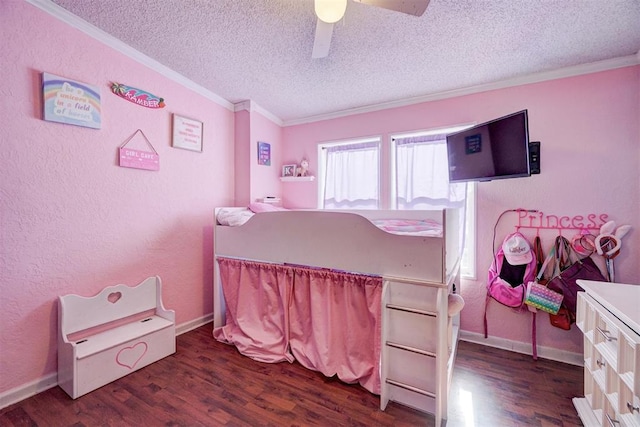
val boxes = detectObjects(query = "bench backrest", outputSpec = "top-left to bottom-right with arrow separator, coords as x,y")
59,276 -> 161,336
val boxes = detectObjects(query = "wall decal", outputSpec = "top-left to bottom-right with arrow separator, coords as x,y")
119,129 -> 160,171
42,72 -> 101,129
257,141 -> 271,165
110,82 -> 165,108
172,114 -> 203,152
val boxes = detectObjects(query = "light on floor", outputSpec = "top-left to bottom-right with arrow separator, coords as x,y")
460,388 -> 475,427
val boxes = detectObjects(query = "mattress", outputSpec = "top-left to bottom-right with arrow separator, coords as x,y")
216,207 -> 443,237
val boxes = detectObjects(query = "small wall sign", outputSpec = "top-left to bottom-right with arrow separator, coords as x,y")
258,141 -> 271,165
42,72 -> 101,129
111,82 -> 165,109
172,114 -> 203,152
282,164 -> 297,177
119,129 -> 159,171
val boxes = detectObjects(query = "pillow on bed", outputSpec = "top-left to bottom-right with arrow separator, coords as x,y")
217,208 -> 254,226
248,202 -> 287,213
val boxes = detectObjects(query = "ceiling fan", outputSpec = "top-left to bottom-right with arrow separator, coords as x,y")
312,0 -> 430,58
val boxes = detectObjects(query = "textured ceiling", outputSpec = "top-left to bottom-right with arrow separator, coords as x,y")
50,0 -> 640,124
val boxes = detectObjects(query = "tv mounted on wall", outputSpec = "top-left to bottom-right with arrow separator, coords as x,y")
446,110 -> 531,183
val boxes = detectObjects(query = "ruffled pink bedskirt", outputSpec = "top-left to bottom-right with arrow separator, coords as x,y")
214,257 -> 382,394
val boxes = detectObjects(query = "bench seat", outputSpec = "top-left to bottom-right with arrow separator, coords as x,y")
73,315 -> 174,360
58,276 -> 175,399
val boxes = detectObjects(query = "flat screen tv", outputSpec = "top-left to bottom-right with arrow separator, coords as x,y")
446,110 -> 530,183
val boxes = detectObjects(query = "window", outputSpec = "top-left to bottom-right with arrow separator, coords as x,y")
393,134 -> 466,210
460,182 -> 476,278
318,128 -> 476,278
318,138 -> 381,209
392,127 -> 476,278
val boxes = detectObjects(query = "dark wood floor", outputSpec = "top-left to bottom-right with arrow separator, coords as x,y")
1,324 -> 583,427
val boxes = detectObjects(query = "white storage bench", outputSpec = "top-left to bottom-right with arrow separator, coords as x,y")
57,276 -> 176,399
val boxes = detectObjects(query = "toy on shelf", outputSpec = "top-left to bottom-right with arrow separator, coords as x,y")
297,159 -> 309,177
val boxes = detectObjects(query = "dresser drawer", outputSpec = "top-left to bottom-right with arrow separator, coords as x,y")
574,282 -> 640,427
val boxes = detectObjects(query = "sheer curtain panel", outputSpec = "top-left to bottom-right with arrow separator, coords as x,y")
323,141 -> 379,209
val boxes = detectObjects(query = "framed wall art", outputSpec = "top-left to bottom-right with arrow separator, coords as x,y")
282,164 -> 297,177
257,141 -> 271,165
172,114 -> 203,152
42,72 -> 101,129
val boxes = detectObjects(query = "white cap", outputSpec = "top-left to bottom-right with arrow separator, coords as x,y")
502,233 -> 533,265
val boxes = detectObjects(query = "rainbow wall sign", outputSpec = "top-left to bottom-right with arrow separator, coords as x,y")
42,72 -> 101,129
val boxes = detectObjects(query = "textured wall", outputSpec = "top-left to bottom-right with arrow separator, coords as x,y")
1,2 -> 235,394
250,110 -> 283,203
283,66 -> 640,355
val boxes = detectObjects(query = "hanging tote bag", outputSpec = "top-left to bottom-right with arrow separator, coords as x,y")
547,236 -> 607,329
524,241 -> 564,315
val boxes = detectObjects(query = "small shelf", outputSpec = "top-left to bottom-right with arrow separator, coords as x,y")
280,176 -> 315,182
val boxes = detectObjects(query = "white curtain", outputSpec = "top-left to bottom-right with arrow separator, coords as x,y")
395,135 -> 466,210
323,142 -> 379,209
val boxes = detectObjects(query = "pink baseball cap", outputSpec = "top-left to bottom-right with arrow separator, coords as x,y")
502,233 -> 533,265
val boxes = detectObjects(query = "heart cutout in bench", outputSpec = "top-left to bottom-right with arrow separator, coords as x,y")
116,342 -> 148,370
108,292 -> 122,304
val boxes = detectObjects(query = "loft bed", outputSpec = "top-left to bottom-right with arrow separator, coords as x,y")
212,206 -> 463,426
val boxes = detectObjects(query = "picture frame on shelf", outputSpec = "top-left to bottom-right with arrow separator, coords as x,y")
282,164 -> 297,177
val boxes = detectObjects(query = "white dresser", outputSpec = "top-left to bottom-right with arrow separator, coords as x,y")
574,280 -> 640,427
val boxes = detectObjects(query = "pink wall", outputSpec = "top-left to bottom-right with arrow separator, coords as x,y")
234,110 -> 251,205
1,2 -> 235,394
2,0 -> 638,402
250,110 -> 283,203
283,66 -> 640,355
233,108 -> 284,206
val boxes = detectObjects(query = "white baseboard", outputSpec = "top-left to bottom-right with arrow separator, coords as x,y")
0,372 -> 58,410
0,314 -> 215,410
176,313 -> 213,336
459,330 -> 584,366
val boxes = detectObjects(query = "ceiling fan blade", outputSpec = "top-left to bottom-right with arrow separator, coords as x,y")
312,18 -> 334,59
353,0 -> 430,16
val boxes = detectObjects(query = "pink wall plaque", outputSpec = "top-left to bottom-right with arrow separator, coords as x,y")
119,147 -> 159,171
118,129 -> 159,171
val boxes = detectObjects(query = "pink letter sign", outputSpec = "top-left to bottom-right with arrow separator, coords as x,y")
118,129 -> 159,171
119,148 -> 159,171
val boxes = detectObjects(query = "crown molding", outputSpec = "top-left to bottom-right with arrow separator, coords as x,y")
25,0 -> 234,112
23,0 -> 640,128
283,54 -> 640,127
233,100 -> 284,126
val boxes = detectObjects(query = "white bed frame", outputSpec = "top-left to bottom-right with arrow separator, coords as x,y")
213,208 -> 462,426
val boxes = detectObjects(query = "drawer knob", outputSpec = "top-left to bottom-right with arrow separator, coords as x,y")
627,402 -> 640,413
596,359 -> 606,368
596,327 -> 617,342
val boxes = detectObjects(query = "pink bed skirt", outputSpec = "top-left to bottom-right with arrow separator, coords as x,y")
214,257 -> 382,394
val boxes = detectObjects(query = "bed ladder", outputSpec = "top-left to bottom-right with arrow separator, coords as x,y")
380,278 -> 451,427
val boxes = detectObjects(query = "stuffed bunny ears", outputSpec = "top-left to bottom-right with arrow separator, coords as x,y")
595,221 -> 631,259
